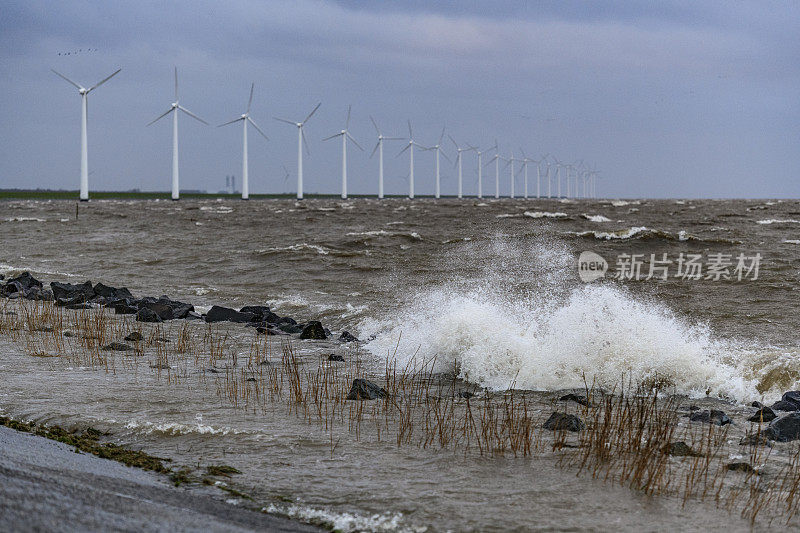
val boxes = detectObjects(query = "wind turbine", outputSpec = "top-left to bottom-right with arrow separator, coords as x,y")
423,127 -> 451,199
218,83 -> 269,200
519,150 -> 533,199
323,105 -> 363,199
485,143 -> 505,199
51,67 -> 121,201
369,116 -> 403,199
147,67 -> 209,201
504,152 -> 520,199
274,102 -> 321,200
474,142 -> 496,199
397,121 -> 427,199
449,136 -> 474,199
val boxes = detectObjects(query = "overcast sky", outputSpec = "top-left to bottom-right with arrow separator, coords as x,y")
1,0 -> 798,198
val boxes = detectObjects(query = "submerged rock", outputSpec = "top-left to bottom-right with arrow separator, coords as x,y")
102,342 -> 133,351
748,407 -> 777,423
458,391 -> 475,399
559,393 -> 592,407
542,412 -> 585,432
124,332 -> 143,342
300,321 -> 327,340
766,412 -> 800,442
727,462 -> 758,474
328,354 -> 345,362
740,432 -> 773,447
664,441 -> 701,457
689,409 -> 732,426
346,379 -> 387,400
205,305 -> 256,324
339,331 -> 358,343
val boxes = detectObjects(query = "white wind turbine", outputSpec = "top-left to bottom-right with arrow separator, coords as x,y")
448,135 -> 474,199
51,67 -> 121,201
323,105 -> 363,199
218,83 -> 269,200
544,158 -> 553,198
274,102 -> 321,200
397,121 -> 427,199
474,142 -> 496,199
485,143 -> 505,199
147,68 -> 209,201
519,150 -> 533,199
423,127 -> 451,199
368,116 -> 403,199
504,152 -> 520,199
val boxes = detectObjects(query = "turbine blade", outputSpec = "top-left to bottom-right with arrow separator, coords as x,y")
273,117 -> 296,125
369,115 -> 380,135
384,137 -> 404,141
247,82 -> 254,114
247,117 -> 269,140
396,143 -> 410,157
88,68 -> 121,92
51,69 -> 83,91
438,126 -> 445,145
322,132 -> 341,142
346,104 -> 352,130
146,107 -> 174,126
178,105 -> 209,125
448,134 -> 458,149
302,128 -> 310,155
369,142 -> 379,159
303,102 -> 321,124
346,132 -> 364,151
440,150 -> 452,164
407,120 -> 413,139
218,117 -> 243,127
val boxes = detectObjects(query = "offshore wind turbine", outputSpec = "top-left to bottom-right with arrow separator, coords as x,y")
323,105 -> 363,199
397,121 -> 426,199
504,152 -> 520,199
474,142 -> 496,199
368,116 -> 403,199
147,67 -> 209,201
519,150 -> 533,199
449,135 -> 474,199
51,67 -> 121,201
423,127 -> 451,199
218,83 -> 269,200
485,144 -> 505,199
274,102 -> 321,200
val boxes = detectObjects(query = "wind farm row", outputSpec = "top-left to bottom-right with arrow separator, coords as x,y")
52,67 -> 601,201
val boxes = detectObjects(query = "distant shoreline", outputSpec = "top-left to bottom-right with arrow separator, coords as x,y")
0,190 -> 477,200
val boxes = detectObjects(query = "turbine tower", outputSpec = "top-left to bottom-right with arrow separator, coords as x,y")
519,150 -> 533,199
449,135 -> 474,199
147,67 -> 209,201
368,116 -> 403,199
274,103 -> 321,200
323,105 -> 363,199
424,127 -> 451,199
51,67 -> 121,201
474,142 -> 496,199
218,83 -> 269,200
504,152 -> 519,199
397,121 -> 426,199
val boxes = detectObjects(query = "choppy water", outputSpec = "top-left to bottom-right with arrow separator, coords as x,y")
2,197 -> 800,531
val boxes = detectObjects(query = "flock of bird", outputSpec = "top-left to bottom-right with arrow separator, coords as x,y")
52,67 -> 601,201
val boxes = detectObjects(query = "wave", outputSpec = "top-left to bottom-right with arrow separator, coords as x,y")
569,227 -> 740,244
256,243 -> 331,255
581,214 -> 611,222
756,219 -> 800,225
263,504 -> 414,533
4,217 -> 47,222
523,211 -> 569,219
123,418 -> 245,436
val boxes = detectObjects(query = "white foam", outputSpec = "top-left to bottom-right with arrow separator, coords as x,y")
264,504 -> 418,533
124,419 -> 243,436
784,240 -> 800,244
573,226 -> 649,240
257,243 -> 330,255
756,219 -> 800,225
523,211 -> 569,219
581,214 -> 611,222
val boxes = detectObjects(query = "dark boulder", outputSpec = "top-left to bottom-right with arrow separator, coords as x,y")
458,391 -> 475,399
2,281 -> 23,296
328,354 -> 345,362
727,462 -> 757,474
766,412 -> 800,442
751,401 -> 764,409
51,281 -> 95,303
124,332 -> 143,342
138,297 -> 194,320
740,432 -> 773,446
205,305 -> 256,324
113,301 -> 138,315
186,311 -> 203,320
102,342 -> 133,351
782,391 -> 800,407
256,326 -> 285,335
664,441 -> 701,457
542,412 -> 585,432
559,393 -> 592,407
239,306 -> 271,319
689,409 -> 732,426
7,272 -> 42,291
339,331 -> 358,343
346,379 -> 387,400
748,407 -> 777,423
770,400 -> 799,412
65,303 -> 93,310
136,307 -> 162,323
277,323 -> 303,334
93,282 -> 134,301
300,321 -> 327,340
275,316 -> 297,326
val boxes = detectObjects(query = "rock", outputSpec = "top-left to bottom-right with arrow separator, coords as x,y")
149,363 -> 170,370
688,405 -> 700,411
346,379 -> 387,400
339,331 -> 358,343
2,281 -> 23,296
751,401 -> 764,409
727,462 -> 757,474
277,323 -> 303,334
7,291 -> 21,300
205,367 -> 221,374
300,321 -> 327,340
328,354 -> 345,362
138,301 -> 175,320
63,331 -> 74,338
136,308 -> 162,323
124,332 -> 143,342
256,326 -> 284,335
102,342 -> 133,351
51,281 -> 95,303
113,302 -> 138,315
239,306 -> 271,319
770,400 -> 799,412
93,282 -> 134,301
458,391 -> 475,399
542,412 -> 585,432
740,432 -> 773,447
664,441 -> 701,457
138,297 -> 194,320
748,407 -> 777,423
689,409 -> 732,426
276,316 -> 297,326
782,391 -> 800,407
559,393 -> 592,407
65,303 -> 92,310
767,412 -> 800,442
186,311 -> 203,320
7,272 -> 43,291
205,305 -> 256,324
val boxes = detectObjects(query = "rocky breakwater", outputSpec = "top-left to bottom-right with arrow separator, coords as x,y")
0,271 -> 360,343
